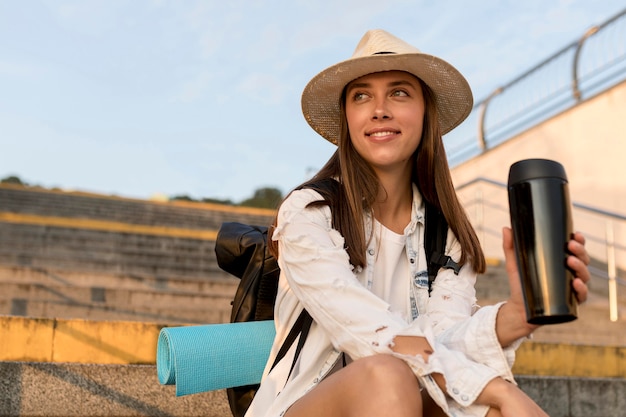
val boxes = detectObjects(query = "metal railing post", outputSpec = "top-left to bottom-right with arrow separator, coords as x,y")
475,188 -> 484,246
572,25 -> 599,101
477,88 -> 503,151
606,220 -> 618,322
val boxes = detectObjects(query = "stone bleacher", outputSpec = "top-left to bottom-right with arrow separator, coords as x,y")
0,184 -> 624,417
0,184 -> 274,324
0,185 -> 274,230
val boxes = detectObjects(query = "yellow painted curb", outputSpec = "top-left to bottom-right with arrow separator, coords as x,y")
485,257 -> 501,267
0,315 -> 164,365
52,318 -> 165,364
513,341 -> 626,378
0,316 -> 55,362
1,316 -> 624,378
0,212 -> 218,241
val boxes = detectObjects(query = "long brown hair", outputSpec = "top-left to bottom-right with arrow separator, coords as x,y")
268,78 -> 485,274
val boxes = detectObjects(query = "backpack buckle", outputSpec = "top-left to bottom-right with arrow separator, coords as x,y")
443,256 -> 461,275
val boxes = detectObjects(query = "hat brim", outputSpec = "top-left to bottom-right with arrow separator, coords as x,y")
301,53 -> 473,144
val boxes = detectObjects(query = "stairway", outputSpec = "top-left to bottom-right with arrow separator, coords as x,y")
0,185 -> 624,417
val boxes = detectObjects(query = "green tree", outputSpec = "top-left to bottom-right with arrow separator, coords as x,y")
201,197 -> 234,205
0,175 -> 25,185
239,187 -> 283,209
170,194 -> 195,202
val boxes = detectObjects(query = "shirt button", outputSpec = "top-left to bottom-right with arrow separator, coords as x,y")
410,258 -> 415,263
462,395 -> 469,401
452,388 -> 459,395
368,249 -> 375,255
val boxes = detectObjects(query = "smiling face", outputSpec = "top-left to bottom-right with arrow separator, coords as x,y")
344,70 -> 425,177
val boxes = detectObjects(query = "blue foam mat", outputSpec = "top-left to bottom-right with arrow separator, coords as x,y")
157,320 -> 276,396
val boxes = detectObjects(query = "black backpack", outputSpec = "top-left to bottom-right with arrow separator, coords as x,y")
214,180 -> 458,417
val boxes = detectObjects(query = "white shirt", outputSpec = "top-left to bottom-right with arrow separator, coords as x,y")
370,219 -> 411,318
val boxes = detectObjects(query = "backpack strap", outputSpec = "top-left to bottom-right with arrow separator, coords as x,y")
268,179 -> 338,383
424,201 -> 460,294
269,309 -> 313,378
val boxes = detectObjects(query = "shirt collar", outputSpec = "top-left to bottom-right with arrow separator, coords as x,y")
405,183 -> 425,235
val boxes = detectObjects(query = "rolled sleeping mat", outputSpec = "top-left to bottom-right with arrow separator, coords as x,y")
157,320 -> 276,396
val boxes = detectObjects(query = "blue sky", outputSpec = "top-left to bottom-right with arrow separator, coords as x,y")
1,0 -> 624,202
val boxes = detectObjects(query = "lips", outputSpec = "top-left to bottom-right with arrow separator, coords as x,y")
366,129 -> 400,138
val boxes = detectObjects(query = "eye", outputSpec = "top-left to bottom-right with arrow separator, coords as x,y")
391,89 -> 409,97
352,91 -> 369,102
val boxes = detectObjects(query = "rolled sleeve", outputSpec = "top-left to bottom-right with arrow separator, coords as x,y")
397,316 -> 500,409
422,231 -> 522,382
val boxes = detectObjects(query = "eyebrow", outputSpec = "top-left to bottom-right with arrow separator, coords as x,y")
346,80 -> 417,91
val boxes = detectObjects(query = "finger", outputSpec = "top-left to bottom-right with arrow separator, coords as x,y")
502,227 -> 526,305
572,231 -> 586,246
567,253 -> 591,284
502,227 -> 517,275
568,239 -> 591,266
572,277 -> 588,303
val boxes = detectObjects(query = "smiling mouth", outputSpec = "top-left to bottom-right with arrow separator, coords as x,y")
367,130 -> 399,137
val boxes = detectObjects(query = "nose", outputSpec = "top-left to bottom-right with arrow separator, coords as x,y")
372,97 -> 391,120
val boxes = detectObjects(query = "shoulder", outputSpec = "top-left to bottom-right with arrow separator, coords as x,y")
280,187 -> 326,212
276,188 -> 332,227
445,227 -> 462,262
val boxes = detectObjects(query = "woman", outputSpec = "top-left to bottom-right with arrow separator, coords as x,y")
246,29 -> 590,417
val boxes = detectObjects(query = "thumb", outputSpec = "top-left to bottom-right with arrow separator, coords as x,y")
502,227 -> 518,276
503,227 -> 523,301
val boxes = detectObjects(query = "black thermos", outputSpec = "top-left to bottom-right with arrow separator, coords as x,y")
508,158 -> 578,325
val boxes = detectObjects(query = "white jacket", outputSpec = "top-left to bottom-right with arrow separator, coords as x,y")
245,186 -> 523,417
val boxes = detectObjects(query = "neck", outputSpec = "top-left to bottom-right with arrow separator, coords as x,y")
372,172 -> 413,234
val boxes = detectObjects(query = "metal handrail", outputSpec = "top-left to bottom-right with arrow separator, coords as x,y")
456,177 -> 625,321
446,8 -> 626,166
456,177 -> 626,223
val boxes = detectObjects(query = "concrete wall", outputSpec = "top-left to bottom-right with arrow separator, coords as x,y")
451,80 -> 626,269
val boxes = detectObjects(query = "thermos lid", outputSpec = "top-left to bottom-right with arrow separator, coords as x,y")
508,158 -> 568,186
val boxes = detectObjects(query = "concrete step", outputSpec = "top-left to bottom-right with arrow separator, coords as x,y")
0,298 -> 231,325
0,265 -> 237,293
0,222 -> 223,279
0,362 -> 623,417
0,265 -> 239,324
0,282 -> 234,309
0,362 -> 229,417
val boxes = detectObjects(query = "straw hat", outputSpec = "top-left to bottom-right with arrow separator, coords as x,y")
301,29 -> 473,145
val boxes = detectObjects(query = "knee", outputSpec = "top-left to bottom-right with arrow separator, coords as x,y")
355,354 -> 419,390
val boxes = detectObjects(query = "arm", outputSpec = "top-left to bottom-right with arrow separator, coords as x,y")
391,336 -> 549,416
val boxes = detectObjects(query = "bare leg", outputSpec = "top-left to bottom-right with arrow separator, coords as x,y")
486,407 -> 503,416
285,354 -> 423,417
